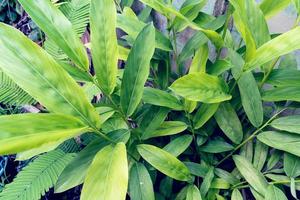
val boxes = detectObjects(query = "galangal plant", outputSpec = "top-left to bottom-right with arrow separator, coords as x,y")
0,0 -> 300,199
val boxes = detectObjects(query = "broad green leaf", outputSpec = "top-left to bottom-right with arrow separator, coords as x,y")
137,144 -> 192,181
18,0 -> 88,70
55,129 -> 130,193
233,155 -> 268,196
120,24 -> 155,116
193,103 -> 219,129
186,185 -> 202,200
170,73 -> 231,103
163,135 -> 193,157
245,27 -> 300,71
0,114 -> 89,155
189,44 -> 209,73
238,72 -> 263,127
142,87 -> 184,110
265,185 -> 288,200
214,103 -> 243,144
0,23 -> 100,128
90,0 -> 118,94
142,121 -> 188,140
258,131 -> 300,157
265,69 -> 300,87
184,162 -> 209,178
117,10 -> 172,51
284,153 -> 300,178
200,139 -> 234,153
231,189 -> 243,200
260,0 -> 291,19
270,115 -> 300,134
129,163 -> 155,200
253,141 -> 268,171
262,86 -> 300,102
210,178 -> 230,189
230,0 -> 270,60
139,0 -> 223,48
81,143 -> 128,200
200,167 -> 214,198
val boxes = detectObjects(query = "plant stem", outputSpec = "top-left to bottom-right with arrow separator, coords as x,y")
216,109 -> 285,166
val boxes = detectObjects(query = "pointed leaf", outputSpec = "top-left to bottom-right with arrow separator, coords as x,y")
90,0 -> 118,94
215,103 -> 243,144
18,0 -> 89,70
231,189 -> 243,200
270,115 -> 300,134
170,73 -> 231,103
129,163 -> 155,200
137,144 -> 192,181
284,153 -> 300,178
163,135 -> 193,157
81,142 -> 128,200
0,114 -> 89,155
260,0 -> 291,19
186,185 -> 202,200
233,155 -> 268,196
265,185 -> 288,200
193,103 -> 219,129
120,24 -> 155,116
0,23 -> 100,128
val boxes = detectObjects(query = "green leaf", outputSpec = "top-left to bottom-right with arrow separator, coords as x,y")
137,144 -> 192,181
163,135 -> 193,157
186,185 -> 202,200
55,129 -> 130,193
142,121 -> 188,140
270,115 -> 300,134
0,114 -> 89,155
230,0 -> 270,60
139,0 -> 223,48
253,141 -> 269,171
120,24 -> 155,116
284,153 -> 300,178
170,73 -> 231,103
238,72 -> 263,127
200,167 -> 214,198
129,163 -> 155,200
81,142 -> 128,200
231,189 -> 243,200
233,155 -> 268,196
142,87 -> 184,110
0,23 -> 101,128
189,43 -> 209,73
214,102 -> 243,144
260,0 -> 291,19
262,86 -> 300,102
18,0 -> 89,70
245,27 -> 300,71
90,0 -> 118,94
0,150 -> 74,200
200,139 -> 234,153
265,185 -> 288,200
193,103 -> 219,129
257,131 -> 300,156
265,69 -> 300,87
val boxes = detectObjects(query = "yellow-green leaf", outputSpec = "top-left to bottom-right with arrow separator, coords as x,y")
137,144 -> 192,181
120,24 -> 155,116
170,73 -> 231,103
193,103 -> 220,129
18,0 -> 89,70
81,143 -> 128,200
233,155 -> 268,196
260,0 -> 291,19
0,114 -> 89,155
91,0 -> 118,94
186,185 -> 202,200
245,27 -> 300,72
0,23 -> 100,128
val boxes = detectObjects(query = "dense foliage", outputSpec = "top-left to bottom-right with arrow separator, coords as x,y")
0,0 -> 300,199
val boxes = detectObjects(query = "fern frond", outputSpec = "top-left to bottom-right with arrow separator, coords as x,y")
44,0 -> 90,60
0,72 -> 36,106
0,150 -> 75,200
